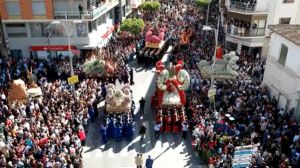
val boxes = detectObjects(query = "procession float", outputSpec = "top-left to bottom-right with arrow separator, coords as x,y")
101,83 -> 135,142
151,60 -> 190,133
83,56 -> 116,78
179,28 -> 193,46
8,79 -> 43,105
138,26 -> 170,64
198,51 -> 239,80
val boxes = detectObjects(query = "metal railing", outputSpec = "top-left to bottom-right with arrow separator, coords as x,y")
227,27 -> 265,37
125,6 -> 132,14
229,1 -> 266,13
54,0 -> 118,20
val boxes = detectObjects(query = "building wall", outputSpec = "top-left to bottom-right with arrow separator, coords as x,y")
256,0 -> 270,12
266,0 -> 300,34
263,33 -> 300,111
267,33 -> 300,73
3,8 -> 115,57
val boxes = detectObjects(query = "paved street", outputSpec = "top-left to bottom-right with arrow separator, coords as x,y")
82,53 -> 205,168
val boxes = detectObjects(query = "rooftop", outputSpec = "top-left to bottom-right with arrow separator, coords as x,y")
268,25 -> 300,46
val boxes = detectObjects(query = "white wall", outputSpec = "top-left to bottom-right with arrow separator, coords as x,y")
268,33 -> 300,73
256,0 -> 270,12
88,13 -> 114,47
266,0 -> 300,35
263,32 -> 300,111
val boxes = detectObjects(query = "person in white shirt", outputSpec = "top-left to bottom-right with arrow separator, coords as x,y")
154,122 -> 162,139
182,122 -> 189,139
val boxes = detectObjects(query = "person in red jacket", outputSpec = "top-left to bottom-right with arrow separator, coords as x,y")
78,127 -> 86,146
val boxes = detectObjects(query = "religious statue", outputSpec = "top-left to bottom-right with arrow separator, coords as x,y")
155,60 -> 190,106
198,51 -> 239,80
145,27 -> 166,48
105,83 -> 132,113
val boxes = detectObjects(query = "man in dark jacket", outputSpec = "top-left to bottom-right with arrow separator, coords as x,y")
145,155 -> 154,168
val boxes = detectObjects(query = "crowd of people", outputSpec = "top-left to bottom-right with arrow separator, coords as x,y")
0,0 -> 299,167
0,21 -> 138,167
101,113 -> 134,143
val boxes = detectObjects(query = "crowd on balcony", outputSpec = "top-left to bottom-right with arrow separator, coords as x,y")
230,0 -> 257,10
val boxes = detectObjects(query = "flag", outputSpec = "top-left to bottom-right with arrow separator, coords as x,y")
216,46 -> 223,60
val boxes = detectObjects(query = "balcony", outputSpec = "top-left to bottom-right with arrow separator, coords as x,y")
227,27 -> 265,37
229,1 -> 268,14
54,0 -> 119,20
125,6 -> 132,15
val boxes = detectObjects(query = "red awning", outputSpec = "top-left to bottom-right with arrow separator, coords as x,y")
101,26 -> 115,39
30,45 -> 77,51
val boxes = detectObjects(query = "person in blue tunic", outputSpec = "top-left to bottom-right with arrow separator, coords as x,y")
107,118 -> 115,138
126,120 -> 134,141
88,105 -> 95,123
100,124 -> 108,144
122,122 -> 128,138
114,122 -> 122,142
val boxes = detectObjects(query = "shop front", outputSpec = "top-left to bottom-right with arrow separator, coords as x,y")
30,45 -> 80,60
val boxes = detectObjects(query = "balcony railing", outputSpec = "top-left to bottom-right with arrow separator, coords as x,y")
54,0 -> 118,20
227,27 -> 265,37
229,2 -> 267,13
125,6 -> 132,15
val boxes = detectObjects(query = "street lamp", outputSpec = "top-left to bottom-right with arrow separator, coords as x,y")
203,15 -> 220,110
50,19 -> 82,77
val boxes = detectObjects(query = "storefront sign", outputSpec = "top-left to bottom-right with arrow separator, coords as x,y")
101,26 -> 115,38
30,45 -> 77,51
68,75 -> 79,85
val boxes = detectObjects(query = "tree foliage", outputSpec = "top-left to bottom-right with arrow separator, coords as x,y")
141,1 -> 161,11
120,18 -> 145,36
83,59 -> 106,76
195,0 -> 211,8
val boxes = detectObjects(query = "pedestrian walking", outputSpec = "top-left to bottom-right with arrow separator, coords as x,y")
182,122 -> 188,140
135,154 -> 143,168
130,68 -> 135,85
139,123 -> 146,140
139,97 -> 146,115
154,122 -> 162,139
145,155 -> 154,168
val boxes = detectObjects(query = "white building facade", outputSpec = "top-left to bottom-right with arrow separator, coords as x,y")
1,0 -> 137,59
263,25 -> 300,119
225,0 -> 300,55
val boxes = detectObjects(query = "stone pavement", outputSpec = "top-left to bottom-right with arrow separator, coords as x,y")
82,53 -> 206,168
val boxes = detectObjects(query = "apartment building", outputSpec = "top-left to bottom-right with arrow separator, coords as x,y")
0,0 -> 136,59
263,25 -> 300,120
225,0 -> 300,56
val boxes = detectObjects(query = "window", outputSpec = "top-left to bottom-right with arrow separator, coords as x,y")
279,18 -> 291,24
6,1 -> 21,16
283,0 -> 294,3
97,15 -> 105,26
32,1 -> 46,15
279,44 -> 288,66
76,23 -> 88,37
30,23 -> 51,37
10,49 -> 23,59
6,23 -> 27,37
